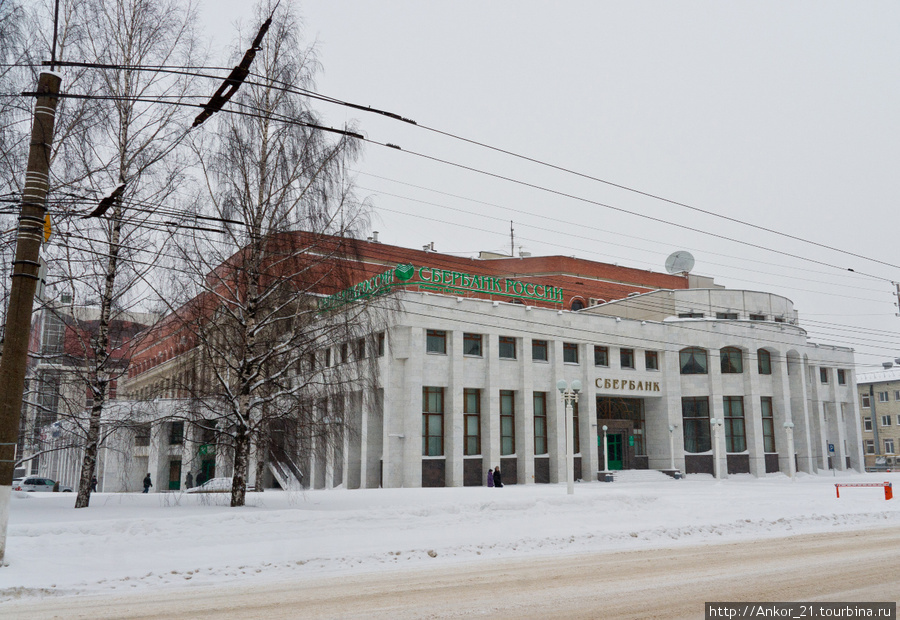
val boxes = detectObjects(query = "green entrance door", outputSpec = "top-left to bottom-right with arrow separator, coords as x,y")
606,434 -> 624,470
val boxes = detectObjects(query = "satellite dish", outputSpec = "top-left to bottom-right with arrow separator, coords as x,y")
665,251 -> 695,274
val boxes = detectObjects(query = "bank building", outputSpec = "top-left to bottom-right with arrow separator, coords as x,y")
107,234 -> 861,492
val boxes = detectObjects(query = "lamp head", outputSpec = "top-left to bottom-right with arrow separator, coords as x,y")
783,421 -> 794,429
571,379 -> 582,393
602,424 -> 608,431
556,379 -> 567,393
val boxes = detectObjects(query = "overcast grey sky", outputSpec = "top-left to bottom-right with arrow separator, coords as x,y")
199,1 -> 900,369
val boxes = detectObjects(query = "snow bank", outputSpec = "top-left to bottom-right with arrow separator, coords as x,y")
1,470 -> 898,601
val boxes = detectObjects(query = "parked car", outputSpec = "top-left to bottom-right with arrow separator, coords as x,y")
14,477 -> 73,492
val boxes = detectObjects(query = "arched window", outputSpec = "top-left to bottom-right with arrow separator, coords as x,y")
571,298 -> 585,311
679,347 -> 708,375
720,347 -> 743,374
758,349 -> 772,375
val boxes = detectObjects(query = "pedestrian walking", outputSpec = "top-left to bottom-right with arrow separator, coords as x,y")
492,466 -> 503,488
486,468 -> 494,487
142,473 -> 152,493
185,471 -> 193,489
90,475 -> 97,492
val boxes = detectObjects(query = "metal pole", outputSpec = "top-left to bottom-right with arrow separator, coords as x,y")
711,419 -> 721,479
0,71 -> 61,562
602,425 -> 609,472
565,393 -> 574,496
668,425 -> 676,471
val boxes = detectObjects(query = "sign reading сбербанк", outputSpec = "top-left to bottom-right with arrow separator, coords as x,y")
318,264 -> 564,312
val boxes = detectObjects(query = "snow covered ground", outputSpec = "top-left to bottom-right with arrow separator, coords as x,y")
1,470 -> 899,601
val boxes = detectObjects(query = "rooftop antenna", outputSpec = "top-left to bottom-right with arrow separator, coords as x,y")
665,250 -> 695,274
510,221 -> 514,257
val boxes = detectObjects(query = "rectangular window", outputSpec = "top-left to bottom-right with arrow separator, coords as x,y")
681,397 -> 710,453
881,415 -> 892,427
594,345 -> 609,367
532,339 -> 548,361
749,314 -> 766,321
377,332 -> 385,357
572,401 -> 580,454
879,391 -> 889,403
422,387 -> 444,456
169,421 -> 184,446
533,392 -> 548,455
680,348 -> 708,375
896,390 -> 900,401
716,312 -> 738,319
720,348 -> 743,374
135,423 -> 151,447
563,342 -> 579,364
757,349 -> 772,375
861,394 -> 871,408
500,390 -> 516,455
645,350 -> 659,371
864,417 -> 872,431
356,338 -> 366,360
340,343 -> 349,364
426,330 -> 447,354
865,439 -> 875,454
463,333 -> 483,357
885,439 -> 895,455
760,397 -> 775,453
324,348 -> 332,367
837,369 -> 846,385
820,368 -> 828,384
723,396 -> 746,453
464,389 -> 481,456
678,312 -> 704,318
620,348 -> 635,369
499,336 -> 517,360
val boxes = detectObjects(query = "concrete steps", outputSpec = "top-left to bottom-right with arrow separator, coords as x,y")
608,469 -> 676,483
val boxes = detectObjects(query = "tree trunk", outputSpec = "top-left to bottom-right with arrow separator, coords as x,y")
231,424 -> 251,507
254,435 -> 267,492
74,398 -> 104,508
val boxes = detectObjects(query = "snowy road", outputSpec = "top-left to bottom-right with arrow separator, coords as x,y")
3,527 -> 899,619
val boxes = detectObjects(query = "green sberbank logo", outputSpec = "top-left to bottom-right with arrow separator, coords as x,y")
394,263 -> 415,281
319,262 -> 564,313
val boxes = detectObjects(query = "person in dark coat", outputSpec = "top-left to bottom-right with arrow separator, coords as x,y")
486,468 -> 494,487
492,466 -> 503,488
142,473 -> 152,493
90,475 -> 97,492
196,471 -> 207,487
185,471 -> 193,489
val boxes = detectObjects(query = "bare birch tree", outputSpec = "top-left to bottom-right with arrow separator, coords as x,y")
162,0 -> 372,507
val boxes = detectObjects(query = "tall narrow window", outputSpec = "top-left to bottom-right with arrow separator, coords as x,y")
620,348 -> 635,369
572,400 -> 580,454
680,348 -> 708,375
532,339 -> 548,361
340,343 -> 349,363
594,345 -> 609,367
837,369 -> 846,385
864,417 -> 872,431
499,337 -> 517,359
757,349 -> 771,375
500,390 -> 516,455
645,350 -> 659,370
426,330 -> 447,354
563,343 -> 579,364
463,333 -> 483,357
720,347 -> 743,374
723,396 -> 746,452
464,389 -> 481,456
681,397 -> 710,452
356,338 -> 366,360
861,394 -> 871,408
760,397 -> 775,453
422,387 -> 444,456
377,332 -> 385,357
820,368 -> 829,384
533,392 -> 547,455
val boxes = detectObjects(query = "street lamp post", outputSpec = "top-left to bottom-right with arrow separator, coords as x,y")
557,379 -> 581,495
783,421 -> 795,479
710,418 -> 724,479
601,425 -> 609,473
668,424 -> 678,471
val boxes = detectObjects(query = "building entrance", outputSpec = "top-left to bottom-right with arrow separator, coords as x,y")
606,434 -> 624,470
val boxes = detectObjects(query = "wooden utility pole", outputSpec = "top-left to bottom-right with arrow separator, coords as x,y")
0,71 -> 61,562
